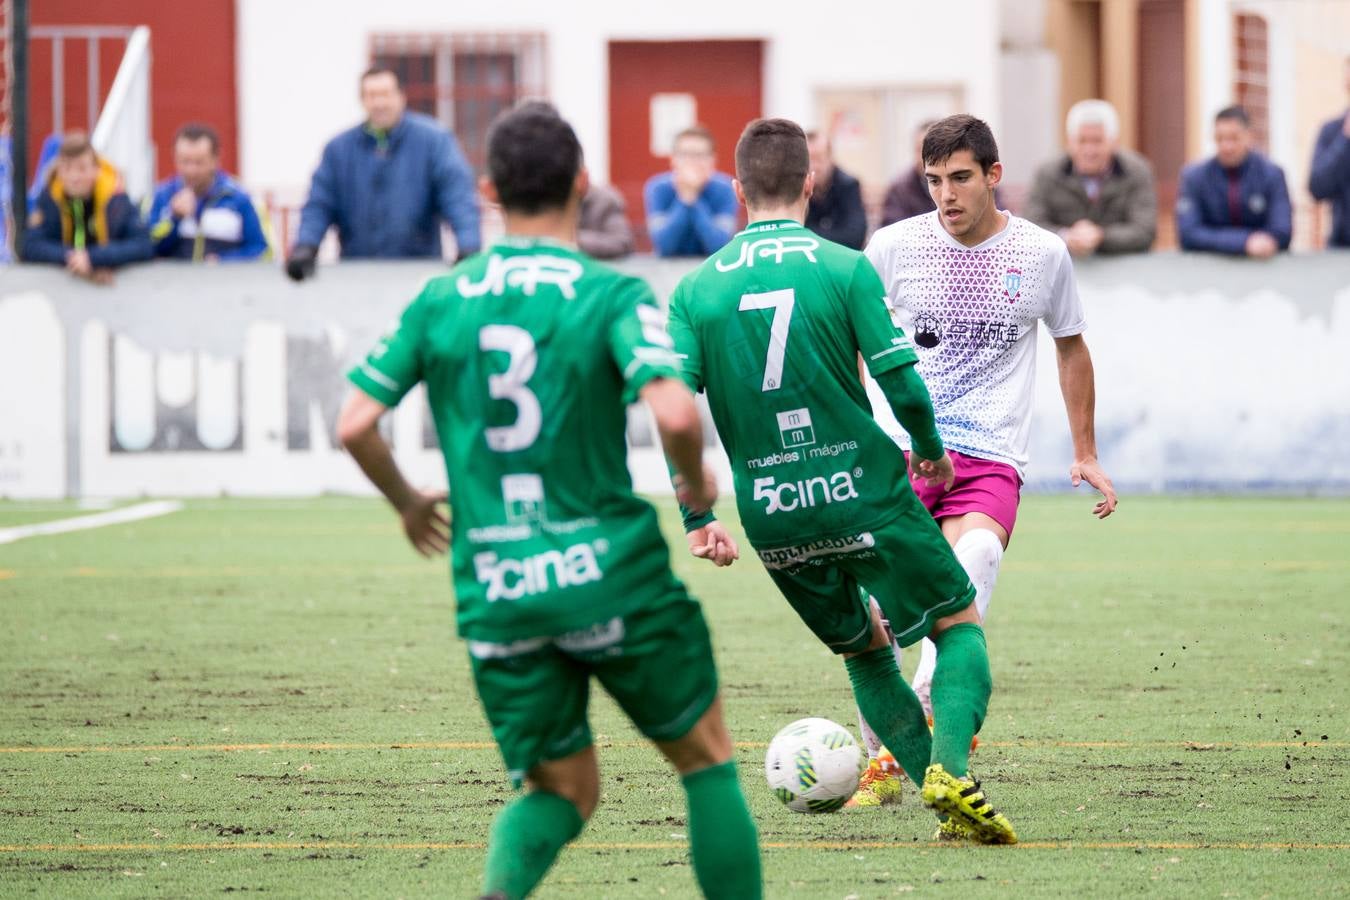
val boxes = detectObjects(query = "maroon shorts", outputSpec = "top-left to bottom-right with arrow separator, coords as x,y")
907,449 -> 1023,538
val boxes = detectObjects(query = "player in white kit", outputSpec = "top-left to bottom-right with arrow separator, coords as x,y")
848,114 -> 1118,807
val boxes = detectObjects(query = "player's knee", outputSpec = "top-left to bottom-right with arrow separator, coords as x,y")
527,750 -> 601,821
953,527 -> 1005,571
931,602 -> 981,636
659,700 -> 733,775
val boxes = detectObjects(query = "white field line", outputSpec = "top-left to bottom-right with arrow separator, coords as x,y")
0,501 -> 184,546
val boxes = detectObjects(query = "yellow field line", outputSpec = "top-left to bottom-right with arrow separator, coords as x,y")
1,840 -> 1348,854
0,739 -> 1343,755
2,557 -> 1348,579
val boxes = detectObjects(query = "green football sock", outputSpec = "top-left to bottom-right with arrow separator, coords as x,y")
929,622 -> 992,779
682,761 -> 763,899
844,646 -> 932,784
481,790 -> 584,899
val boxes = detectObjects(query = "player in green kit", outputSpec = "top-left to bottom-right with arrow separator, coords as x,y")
335,102 -> 762,899
668,118 -> 1016,844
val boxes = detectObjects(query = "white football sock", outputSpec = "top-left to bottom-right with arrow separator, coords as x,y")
910,528 -> 1004,718
856,597 -> 904,759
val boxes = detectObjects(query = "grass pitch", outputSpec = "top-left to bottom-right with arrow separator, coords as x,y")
1,495 -> 1348,898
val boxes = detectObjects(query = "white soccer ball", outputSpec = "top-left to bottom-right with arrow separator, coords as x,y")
764,717 -> 866,813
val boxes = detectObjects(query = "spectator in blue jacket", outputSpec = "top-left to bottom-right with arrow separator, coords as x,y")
20,132 -> 151,282
1177,106 -> 1291,258
1309,56 -> 1350,249
147,123 -> 269,262
643,125 -> 737,256
286,67 -> 481,280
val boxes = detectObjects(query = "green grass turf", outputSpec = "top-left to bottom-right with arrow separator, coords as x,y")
1,495 -> 1347,898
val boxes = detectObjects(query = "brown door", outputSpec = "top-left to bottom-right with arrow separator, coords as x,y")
608,40 -> 763,249
1136,0 -> 1186,248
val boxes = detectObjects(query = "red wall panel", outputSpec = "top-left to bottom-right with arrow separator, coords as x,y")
28,0 -> 237,185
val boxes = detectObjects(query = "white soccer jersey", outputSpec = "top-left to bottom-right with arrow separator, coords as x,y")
864,211 -> 1085,477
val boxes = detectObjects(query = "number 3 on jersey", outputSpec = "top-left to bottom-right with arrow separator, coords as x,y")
479,324 -> 541,452
738,289 -> 795,392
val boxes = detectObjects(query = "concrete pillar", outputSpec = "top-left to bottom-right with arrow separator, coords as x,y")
1101,0 -> 1140,149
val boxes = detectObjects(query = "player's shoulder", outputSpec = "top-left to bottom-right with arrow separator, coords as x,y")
1008,214 -> 1071,261
868,211 -> 939,252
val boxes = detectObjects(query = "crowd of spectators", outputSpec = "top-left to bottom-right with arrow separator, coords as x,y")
12,55 -> 1350,282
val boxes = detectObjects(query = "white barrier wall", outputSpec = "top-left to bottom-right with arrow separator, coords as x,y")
2,254 -> 1349,499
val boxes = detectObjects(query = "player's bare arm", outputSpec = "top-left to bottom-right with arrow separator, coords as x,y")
1053,333 -> 1117,518
336,389 -> 449,556
641,377 -> 717,515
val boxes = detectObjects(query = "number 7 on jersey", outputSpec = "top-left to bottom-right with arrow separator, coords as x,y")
738,289 -> 795,392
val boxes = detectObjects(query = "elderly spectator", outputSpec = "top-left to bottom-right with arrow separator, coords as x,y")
147,123 -> 269,262
286,67 -> 481,280
578,182 -> 635,259
1177,106 -> 1291,257
805,130 -> 866,248
20,132 -> 151,282
1024,100 -> 1157,255
881,120 -> 1006,226
643,125 -> 737,257
1309,55 -> 1350,248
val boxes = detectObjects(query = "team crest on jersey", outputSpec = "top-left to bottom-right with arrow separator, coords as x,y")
1002,267 -> 1022,303
457,253 -> 584,299
715,236 -> 819,272
914,313 -> 943,349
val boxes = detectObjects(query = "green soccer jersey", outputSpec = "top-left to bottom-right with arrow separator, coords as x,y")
349,238 -> 688,643
668,220 -> 922,548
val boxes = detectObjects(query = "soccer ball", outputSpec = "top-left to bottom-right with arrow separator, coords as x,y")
764,717 -> 865,813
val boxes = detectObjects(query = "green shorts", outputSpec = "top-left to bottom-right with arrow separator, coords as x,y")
756,501 -> 976,654
467,594 -> 719,788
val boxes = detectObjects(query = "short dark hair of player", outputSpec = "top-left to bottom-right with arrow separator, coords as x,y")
1215,105 -> 1250,127
922,114 -> 1000,173
734,117 -> 810,208
674,125 -> 715,151
360,66 -> 403,91
175,122 -> 220,156
57,131 -> 96,162
486,101 -> 582,215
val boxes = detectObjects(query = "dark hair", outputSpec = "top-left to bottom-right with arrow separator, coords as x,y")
673,125 -> 715,152
486,101 -> 582,214
915,119 -> 939,138
174,122 -> 220,155
361,66 -> 402,91
735,118 -> 810,208
57,131 -> 95,161
922,114 -> 999,173
1215,105 -> 1250,127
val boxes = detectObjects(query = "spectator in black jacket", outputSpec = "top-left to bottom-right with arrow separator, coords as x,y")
20,133 -> 151,282
805,130 -> 867,249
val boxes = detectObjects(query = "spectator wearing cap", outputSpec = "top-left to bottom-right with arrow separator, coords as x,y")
1024,99 -> 1157,255
20,132 -> 152,282
1177,106 -> 1291,257
1309,55 -> 1350,249
643,125 -> 737,257
286,67 -> 482,280
147,123 -> 269,261
805,130 -> 866,249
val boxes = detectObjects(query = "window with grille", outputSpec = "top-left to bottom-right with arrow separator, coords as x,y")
371,33 -> 546,174
1233,13 -> 1269,151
